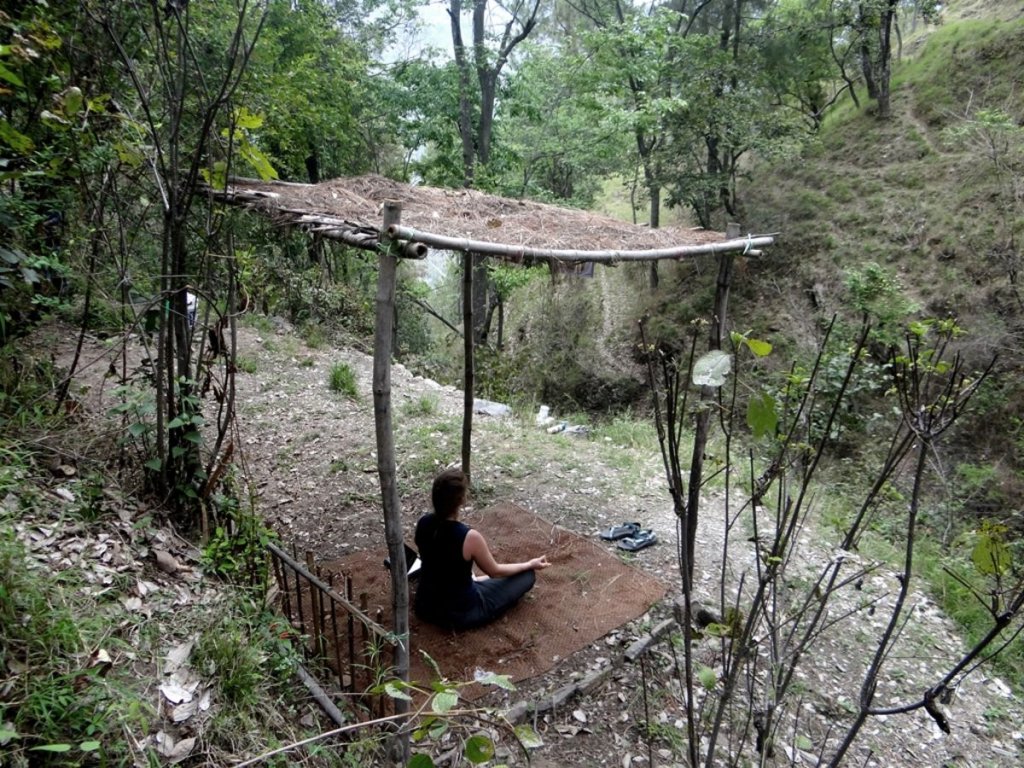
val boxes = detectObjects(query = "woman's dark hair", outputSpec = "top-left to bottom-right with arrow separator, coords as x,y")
432,468 -> 467,518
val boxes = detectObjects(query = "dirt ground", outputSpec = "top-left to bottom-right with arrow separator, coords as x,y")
50,319 -> 1024,767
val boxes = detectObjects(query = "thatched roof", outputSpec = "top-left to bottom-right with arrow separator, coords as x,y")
213,175 -> 774,262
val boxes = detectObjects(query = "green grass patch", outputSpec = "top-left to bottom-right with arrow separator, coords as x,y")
328,362 -> 358,399
236,354 -> 258,374
300,323 -> 328,349
913,538 -> 1024,686
901,18 -> 1024,127
401,394 -> 440,418
592,414 -> 659,451
241,313 -> 275,334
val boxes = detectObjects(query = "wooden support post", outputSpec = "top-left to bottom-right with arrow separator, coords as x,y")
373,200 -> 410,757
711,222 -> 741,349
346,576 -> 356,692
305,550 -> 323,656
461,251 -> 474,482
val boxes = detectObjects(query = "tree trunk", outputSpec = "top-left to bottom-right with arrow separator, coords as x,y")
450,0 -> 476,188
875,0 -> 898,119
858,0 -> 898,119
373,202 -> 410,760
644,162 -> 660,291
473,0 -> 495,165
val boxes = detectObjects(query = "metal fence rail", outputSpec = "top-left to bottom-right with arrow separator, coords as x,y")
267,542 -> 393,718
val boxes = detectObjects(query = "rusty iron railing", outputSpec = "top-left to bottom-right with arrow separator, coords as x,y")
267,542 -> 394,718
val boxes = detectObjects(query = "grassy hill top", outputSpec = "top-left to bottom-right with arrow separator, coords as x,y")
742,13 -> 1023,364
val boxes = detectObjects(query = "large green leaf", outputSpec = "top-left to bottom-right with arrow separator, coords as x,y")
431,689 -> 458,714
744,338 -> 773,357
30,744 -> 73,753
697,665 -> 717,690
971,526 -> 1010,576
747,393 -> 778,439
513,723 -> 544,749
63,86 -> 83,117
464,734 -> 495,764
408,754 -> 434,768
383,681 -> 413,701
0,62 -> 23,87
234,106 -> 265,130
0,120 -> 33,154
692,350 -> 732,387
239,139 -> 278,181
473,669 -> 515,690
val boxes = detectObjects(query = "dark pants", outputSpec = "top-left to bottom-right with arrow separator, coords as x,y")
418,570 -> 536,631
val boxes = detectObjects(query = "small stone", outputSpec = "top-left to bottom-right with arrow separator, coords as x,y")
154,549 -> 179,574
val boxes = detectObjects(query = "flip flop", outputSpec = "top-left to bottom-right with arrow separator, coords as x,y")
617,529 -> 658,552
600,521 -> 641,541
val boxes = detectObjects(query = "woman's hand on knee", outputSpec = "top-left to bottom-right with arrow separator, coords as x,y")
529,555 -> 550,570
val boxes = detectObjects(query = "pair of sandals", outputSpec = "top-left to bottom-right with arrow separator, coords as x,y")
599,521 -> 658,552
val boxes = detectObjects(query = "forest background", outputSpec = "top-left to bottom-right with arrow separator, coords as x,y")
2,0 -> 1024,765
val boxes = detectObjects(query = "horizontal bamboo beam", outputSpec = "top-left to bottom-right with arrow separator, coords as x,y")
386,225 -> 775,262
210,182 -> 775,262
208,188 -> 427,258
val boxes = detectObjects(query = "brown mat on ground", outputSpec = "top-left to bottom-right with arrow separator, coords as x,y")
322,503 -> 667,699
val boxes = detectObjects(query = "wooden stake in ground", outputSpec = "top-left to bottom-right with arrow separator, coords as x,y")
373,201 -> 410,759
462,250 -> 475,482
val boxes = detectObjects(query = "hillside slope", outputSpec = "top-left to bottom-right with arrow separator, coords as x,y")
740,12 -> 1024,491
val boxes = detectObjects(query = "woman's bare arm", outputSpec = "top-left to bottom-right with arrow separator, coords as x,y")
463,529 -> 549,578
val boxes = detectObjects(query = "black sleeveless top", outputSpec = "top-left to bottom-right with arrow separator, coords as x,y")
414,513 -> 478,625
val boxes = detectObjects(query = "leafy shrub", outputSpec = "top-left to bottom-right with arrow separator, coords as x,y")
194,625 -> 265,705
201,492 -> 274,585
844,262 -> 919,348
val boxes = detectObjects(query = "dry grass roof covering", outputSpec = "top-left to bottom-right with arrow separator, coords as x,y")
218,175 -> 766,258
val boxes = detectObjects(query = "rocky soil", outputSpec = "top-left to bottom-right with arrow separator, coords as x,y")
41,319 -> 1024,767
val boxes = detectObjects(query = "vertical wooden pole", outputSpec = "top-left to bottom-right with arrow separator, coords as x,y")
461,251 -> 474,482
305,550 -> 323,656
710,222 -> 740,348
373,201 -> 410,758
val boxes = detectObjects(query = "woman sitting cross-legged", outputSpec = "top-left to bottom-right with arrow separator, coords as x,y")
414,467 -> 549,631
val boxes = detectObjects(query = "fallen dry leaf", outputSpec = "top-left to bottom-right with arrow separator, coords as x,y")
159,681 -> 193,705
122,596 -> 143,612
165,735 -> 196,763
171,698 -> 199,723
165,639 -> 194,673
